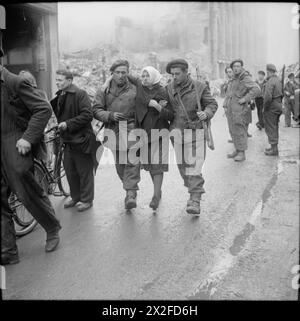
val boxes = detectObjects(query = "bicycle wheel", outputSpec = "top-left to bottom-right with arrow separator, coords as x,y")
57,149 -> 70,197
10,161 -> 49,237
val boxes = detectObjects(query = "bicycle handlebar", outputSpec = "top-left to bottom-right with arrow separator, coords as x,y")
44,125 -> 59,135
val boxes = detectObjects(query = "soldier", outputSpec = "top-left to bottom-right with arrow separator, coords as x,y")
93,60 -> 141,210
263,64 -> 283,156
284,73 -> 297,127
1,50 -> 61,265
224,59 -> 261,162
255,71 -> 267,130
222,66 -> 234,143
166,59 -> 218,215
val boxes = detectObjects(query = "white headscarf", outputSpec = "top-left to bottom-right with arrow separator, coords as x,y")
141,66 -> 162,86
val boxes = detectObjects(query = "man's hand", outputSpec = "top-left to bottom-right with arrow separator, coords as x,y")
16,138 -> 31,155
197,111 -> 208,121
238,98 -> 246,104
112,112 -> 126,121
58,122 -> 67,131
158,100 -> 168,108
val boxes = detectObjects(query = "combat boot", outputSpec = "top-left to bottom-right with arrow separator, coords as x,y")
234,151 -> 246,162
227,150 -> 238,158
125,190 -> 137,209
186,193 -> 201,215
264,144 -> 278,156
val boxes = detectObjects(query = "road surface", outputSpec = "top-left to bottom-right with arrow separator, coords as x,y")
2,98 -> 299,300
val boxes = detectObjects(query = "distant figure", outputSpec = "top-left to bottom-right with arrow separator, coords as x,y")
222,66 -> 234,143
255,70 -> 267,130
263,64 -> 283,156
283,72 -> 298,127
223,59 -> 261,162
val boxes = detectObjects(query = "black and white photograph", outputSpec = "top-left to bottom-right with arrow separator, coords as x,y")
0,0 -> 299,308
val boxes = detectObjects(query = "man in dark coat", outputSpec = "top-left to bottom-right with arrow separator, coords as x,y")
93,60 -> 141,210
51,69 -> 95,211
1,59 -> 61,265
255,70 -> 267,130
166,59 -> 218,215
263,64 -> 283,156
223,59 -> 261,161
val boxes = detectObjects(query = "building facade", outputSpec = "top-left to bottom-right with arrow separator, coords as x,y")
1,3 -> 59,98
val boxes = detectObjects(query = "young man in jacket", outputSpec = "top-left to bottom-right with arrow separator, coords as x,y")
51,69 -> 95,212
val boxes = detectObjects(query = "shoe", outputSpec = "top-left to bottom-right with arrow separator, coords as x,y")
292,123 -> 300,128
149,192 -> 161,210
227,150 -> 238,158
265,146 -> 272,152
234,151 -> 246,162
77,202 -> 93,212
125,191 -> 137,210
264,146 -> 279,156
284,125 -> 291,127
64,199 -> 79,208
1,252 -> 20,265
256,124 -> 262,130
186,199 -> 200,215
228,139 -> 233,143
45,227 -> 60,252
247,132 -> 252,137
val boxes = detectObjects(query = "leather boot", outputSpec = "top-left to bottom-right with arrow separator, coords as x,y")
125,190 -> 137,209
1,252 -> 20,265
227,150 -> 238,158
234,151 -> 246,162
186,193 -> 201,215
265,144 -> 279,156
45,227 -> 61,252
77,202 -> 93,212
64,198 -> 79,208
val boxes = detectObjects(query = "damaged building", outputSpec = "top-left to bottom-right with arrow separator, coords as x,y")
114,2 -> 268,79
0,3 -> 59,98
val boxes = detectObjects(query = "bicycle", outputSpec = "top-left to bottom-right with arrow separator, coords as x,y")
9,126 -> 70,236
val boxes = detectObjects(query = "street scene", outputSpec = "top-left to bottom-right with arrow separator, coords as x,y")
0,2 -> 299,302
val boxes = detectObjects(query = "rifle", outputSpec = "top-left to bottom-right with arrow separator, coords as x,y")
281,64 -> 285,100
195,66 -> 215,150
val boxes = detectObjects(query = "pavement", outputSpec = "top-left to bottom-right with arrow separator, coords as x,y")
1,98 -> 299,300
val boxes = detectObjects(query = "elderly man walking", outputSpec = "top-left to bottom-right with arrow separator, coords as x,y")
166,59 -> 218,215
93,60 -> 140,210
223,59 -> 261,162
263,64 -> 283,156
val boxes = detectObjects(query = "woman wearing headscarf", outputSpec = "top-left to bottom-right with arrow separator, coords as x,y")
103,66 -> 174,210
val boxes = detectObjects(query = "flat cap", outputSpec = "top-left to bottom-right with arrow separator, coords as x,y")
266,63 -> 277,72
230,59 -> 244,69
166,59 -> 188,74
109,59 -> 129,72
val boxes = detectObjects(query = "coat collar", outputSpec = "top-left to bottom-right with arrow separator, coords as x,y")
55,83 -> 77,96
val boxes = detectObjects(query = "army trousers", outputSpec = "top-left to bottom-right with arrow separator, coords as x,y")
112,149 -> 141,191
263,106 -> 282,145
170,129 -> 206,196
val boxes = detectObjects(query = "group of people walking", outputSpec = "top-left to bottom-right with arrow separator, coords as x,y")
1,39 -> 296,266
